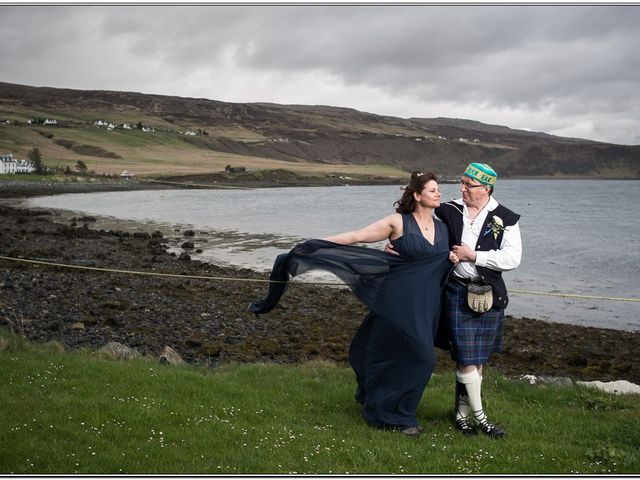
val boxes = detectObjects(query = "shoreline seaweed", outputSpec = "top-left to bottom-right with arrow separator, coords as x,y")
0,179 -> 638,384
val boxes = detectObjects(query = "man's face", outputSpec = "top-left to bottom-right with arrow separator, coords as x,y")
460,176 -> 489,205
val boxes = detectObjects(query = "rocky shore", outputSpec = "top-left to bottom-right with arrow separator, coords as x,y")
0,180 -> 638,384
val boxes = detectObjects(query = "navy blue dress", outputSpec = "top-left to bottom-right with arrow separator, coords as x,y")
249,214 -> 452,429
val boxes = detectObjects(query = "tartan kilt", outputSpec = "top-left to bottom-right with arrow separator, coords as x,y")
443,282 -> 505,365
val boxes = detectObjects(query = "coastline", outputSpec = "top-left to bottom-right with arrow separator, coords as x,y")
0,179 -> 638,384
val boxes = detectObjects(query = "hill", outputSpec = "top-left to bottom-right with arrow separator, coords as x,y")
0,81 -> 638,179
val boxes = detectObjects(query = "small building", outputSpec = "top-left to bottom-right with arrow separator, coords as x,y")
0,153 -> 18,174
224,165 -> 246,174
43,119 -> 58,126
268,136 -> 288,143
120,170 -> 135,179
16,159 -> 35,173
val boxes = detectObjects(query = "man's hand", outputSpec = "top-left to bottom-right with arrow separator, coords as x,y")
452,244 -> 477,263
384,242 -> 400,256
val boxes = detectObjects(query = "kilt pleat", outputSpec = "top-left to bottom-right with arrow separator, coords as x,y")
443,282 -> 504,365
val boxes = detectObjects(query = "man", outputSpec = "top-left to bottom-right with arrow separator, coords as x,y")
386,163 -> 521,438
436,163 -> 521,438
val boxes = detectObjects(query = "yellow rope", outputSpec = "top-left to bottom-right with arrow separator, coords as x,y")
140,179 -> 249,190
0,254 -> 638,303
0,255 -> 329,285
509,289 -> 639,303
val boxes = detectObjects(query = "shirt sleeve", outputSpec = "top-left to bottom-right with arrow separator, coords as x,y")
474,221 -> 522,271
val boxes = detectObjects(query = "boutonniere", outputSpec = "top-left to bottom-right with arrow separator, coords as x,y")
483,215 -> 507,239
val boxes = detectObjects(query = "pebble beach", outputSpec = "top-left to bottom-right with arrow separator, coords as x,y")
1,179 -> 638,385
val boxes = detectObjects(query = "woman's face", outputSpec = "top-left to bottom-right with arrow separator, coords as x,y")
414,179 -> 441,208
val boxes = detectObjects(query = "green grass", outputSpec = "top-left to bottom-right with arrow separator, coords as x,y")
0,104 -> 411,178
0,327 -> 639,474
0,123 -> 409,178
0,106 -> 176,130
51,127 -> 195,149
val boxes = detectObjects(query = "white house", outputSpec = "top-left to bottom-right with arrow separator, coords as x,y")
120,170 -> 135,179
16,159 -> 35,173
268,137 -> 289,143
1,154 -> 18,174
43,119 -> 58,126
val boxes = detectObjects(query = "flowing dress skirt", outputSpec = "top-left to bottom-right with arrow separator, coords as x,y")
350,312 -> 436,428
249,223 -> 452,429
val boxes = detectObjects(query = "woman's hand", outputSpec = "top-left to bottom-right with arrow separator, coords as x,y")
449,251 -> 460,264
384,242 -> 400,256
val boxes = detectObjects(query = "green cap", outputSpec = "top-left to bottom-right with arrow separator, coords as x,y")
464,163 -> 497,186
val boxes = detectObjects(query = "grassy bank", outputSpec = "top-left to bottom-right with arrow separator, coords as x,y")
1,329 -> 638,475
0,123 -> 408,178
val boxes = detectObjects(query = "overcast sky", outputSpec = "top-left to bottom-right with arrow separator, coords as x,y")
1,4 -> 639,145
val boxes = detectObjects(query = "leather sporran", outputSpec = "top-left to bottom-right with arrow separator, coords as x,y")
467,282 -> 493,313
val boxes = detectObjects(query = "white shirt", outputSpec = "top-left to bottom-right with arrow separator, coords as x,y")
444,197 -> 522,279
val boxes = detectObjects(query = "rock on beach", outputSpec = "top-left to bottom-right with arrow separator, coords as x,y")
577,380 -> 640,395
0,180 -> 639,385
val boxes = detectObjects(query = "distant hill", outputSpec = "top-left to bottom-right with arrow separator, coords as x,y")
0,81 -> 638,179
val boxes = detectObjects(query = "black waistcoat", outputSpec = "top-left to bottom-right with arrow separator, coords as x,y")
435,201 -> 520,308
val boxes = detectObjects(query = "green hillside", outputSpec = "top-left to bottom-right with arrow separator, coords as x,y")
0,111 -> 405,179
1,82 -> 638,179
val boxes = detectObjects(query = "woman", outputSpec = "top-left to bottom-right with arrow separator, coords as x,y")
249,172 -> 458,436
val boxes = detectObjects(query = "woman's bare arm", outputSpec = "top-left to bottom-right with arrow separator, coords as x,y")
323,214 -> 401,245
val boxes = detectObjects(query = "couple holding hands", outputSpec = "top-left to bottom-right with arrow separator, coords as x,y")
250,162 -> 522,439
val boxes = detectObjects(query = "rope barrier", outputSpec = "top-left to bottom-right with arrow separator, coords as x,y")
0,254 -> 638,303
140,179 -> 250,190
509,289 -> 639,303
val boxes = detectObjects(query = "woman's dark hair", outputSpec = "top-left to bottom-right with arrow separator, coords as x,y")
394,171 -> 438,213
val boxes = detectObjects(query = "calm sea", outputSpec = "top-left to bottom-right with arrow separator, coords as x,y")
27,179 -> 640,332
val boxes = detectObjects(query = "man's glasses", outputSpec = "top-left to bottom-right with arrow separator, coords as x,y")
459,180 -> 486,190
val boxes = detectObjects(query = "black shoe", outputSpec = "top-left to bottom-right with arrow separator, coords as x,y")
455,418 -> 477,437
477,419 -> 506,439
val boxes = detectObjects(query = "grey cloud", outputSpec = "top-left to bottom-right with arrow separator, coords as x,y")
208,5 -> 640,117
0,5 -> 638,144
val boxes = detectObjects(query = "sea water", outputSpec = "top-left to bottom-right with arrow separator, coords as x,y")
27,179 -> 640,331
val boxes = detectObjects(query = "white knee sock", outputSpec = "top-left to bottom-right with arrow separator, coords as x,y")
455,371 -> 471,421
456,368 -> 487,425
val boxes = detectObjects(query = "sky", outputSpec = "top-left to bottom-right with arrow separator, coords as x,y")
1,3 -> 639,145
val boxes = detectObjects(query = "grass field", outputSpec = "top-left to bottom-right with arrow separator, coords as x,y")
1,328 -> 638,474
0,122 -> 407,178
